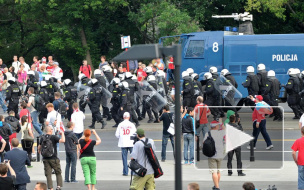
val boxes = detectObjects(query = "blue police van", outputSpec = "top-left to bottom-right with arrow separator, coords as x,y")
159,31 -> 304,105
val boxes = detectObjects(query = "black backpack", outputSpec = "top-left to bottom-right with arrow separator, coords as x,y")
41,135 -> 54,158
202,132 -> 216,157
141,138 -> 163,178
57,100 -> 67,116
34,94 -> 46,111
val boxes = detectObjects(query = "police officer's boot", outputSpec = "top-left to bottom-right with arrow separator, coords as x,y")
101,120 -> 107,129
88,122 -> 96,129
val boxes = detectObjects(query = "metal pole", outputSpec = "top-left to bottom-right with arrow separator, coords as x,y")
196,136 -> 200,161
250,140 -> 255,162
37,136 -> 40,162
173,44 -> 182,190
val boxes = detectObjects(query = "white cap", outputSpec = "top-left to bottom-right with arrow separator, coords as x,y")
123,112 -> 130,118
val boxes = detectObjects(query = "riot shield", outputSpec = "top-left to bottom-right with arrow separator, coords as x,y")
100,70 -> 110,88
100,86 -> 112,107
138,81 -> 167,112
74,82 -> 91,98
219,75 -> 242,106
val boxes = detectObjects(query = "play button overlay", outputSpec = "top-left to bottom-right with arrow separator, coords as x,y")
225,123 -> 253,153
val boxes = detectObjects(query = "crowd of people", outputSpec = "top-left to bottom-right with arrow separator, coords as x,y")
0,54 -> 300,190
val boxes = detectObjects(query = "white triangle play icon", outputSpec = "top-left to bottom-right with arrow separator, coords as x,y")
225,124 -> 254,153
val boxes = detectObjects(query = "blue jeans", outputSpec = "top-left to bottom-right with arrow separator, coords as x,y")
121,147 -> 133,175
74,132 -> 83,139
253,120 -> 272,147
65,151 -> 77,182
161,134 -> 174,160
298,165 -> 304,190
0,91 -> 7,113
31,111 -> 43,135
184,133 -> 194,162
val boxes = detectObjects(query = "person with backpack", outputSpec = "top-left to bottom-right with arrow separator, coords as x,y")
130,128 -> 156,190
182,107 -> 196,165
159,105 -> 174,162
38,125 -> 65,190
53,92 -> 68,120
27,87 -> 43,135
203,120 -> 226,190
79,60 -> 92,79
5,111 -> 21,145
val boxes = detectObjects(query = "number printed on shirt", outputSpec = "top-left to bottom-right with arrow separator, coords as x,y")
123,129 -> 130,135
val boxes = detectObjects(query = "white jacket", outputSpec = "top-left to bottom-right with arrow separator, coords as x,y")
115,120 -> 137,148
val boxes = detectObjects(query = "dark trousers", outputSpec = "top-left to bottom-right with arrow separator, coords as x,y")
21,139 -> 33,161
67,101 -> 75,121
227,146 -> 242,174
111,106 -> 121,124
252,120 -> 272,147
15,183 -> 27,190
39,108 -> 48,125
183,97 -> 191,108
8,102 -> 19,120
90,104 -> 103,123
161,134 -> 174,160
65,151 -> 77,182
0,139 -> 11,161
74,132 -> 83,139
102,105 -> 111,117
43,158 -> 63,189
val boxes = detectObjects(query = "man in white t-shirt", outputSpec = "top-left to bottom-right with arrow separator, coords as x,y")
26,87 -> 43,135
115,112 -> 137,176
71,102 -> 85,139
19,57 -> 30,72
203,120 -> 226,190
12,55 -> 20,74
45,103 -> 62,134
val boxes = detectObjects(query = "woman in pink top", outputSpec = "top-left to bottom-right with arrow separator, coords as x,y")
17,64 -> 27,93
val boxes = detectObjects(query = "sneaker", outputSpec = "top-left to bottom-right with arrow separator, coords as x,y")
153,120 -> 160,123
71,180 -> 79,183
189,161 -> 194,165
238,173 -> 246,176
56,187 -> 61,190
266,145 -> 274,150
161,159 -> 165,162
247,146 -> 256,150
64,180 -> 70,183
32,153 -> 37,158
184,161 -> 188,165
147,119 -> 154,123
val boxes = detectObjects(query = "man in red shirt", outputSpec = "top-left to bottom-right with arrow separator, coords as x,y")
136,65 -> 147,82
292,127 -> 304,190
248,95 -> 273,150
79,60 -> 92,78
194,96 -> 210,146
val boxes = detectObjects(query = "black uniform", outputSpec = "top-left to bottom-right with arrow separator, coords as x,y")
242,74 -> 259,107
145,81 -> 159,122
24,75 -> 39,95
111,86 -> 121,126
63,84 -> 78,121
191,79 -> 203,107
212,73 -> 224,117
125,78 -> 139,123
88,83 -> 106,129
38,87 -> 50,125
204,78 -> 220,120
104,71 -> 114,83
268,77 -> 282,120
79,77 -> 91,113
257,70 -> 268,96
5,83 -> 21,119
285,76 -> 302,119
182,76 -> 194,108
45,80 -> 57,103
224,73 -> 238,106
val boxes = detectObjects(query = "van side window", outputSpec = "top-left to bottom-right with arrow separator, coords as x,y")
185,40 -> 205,58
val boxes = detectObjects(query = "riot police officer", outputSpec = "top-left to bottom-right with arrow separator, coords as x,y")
209,66 -> 224,117
191,73 -> 203,107
110,78 -> 121,127
182,71 -> 194,108
242,66 -> 259,107
94,69 -> 112,120
5,78 -> 21,119
62,79 -> 78,121
156,70 -> 168,97
186,68 -> 194,78
146,75 -> 159,123
132,75 -> 142,120
119,81 -> 140,126
78,74 -> 91,113
38,81 -> 50,126
299,71 -> 304,111
44,75 -> 58,103
267,70 -> 282,121
221,69 -> 238,105
102,65 -> 114,83
140,66 -> 153,119
24,70 -> 39,95
203,72 -> 219,120
88,79 -> 107,129
283,68 -> 302,119
257,63 -> 268,97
